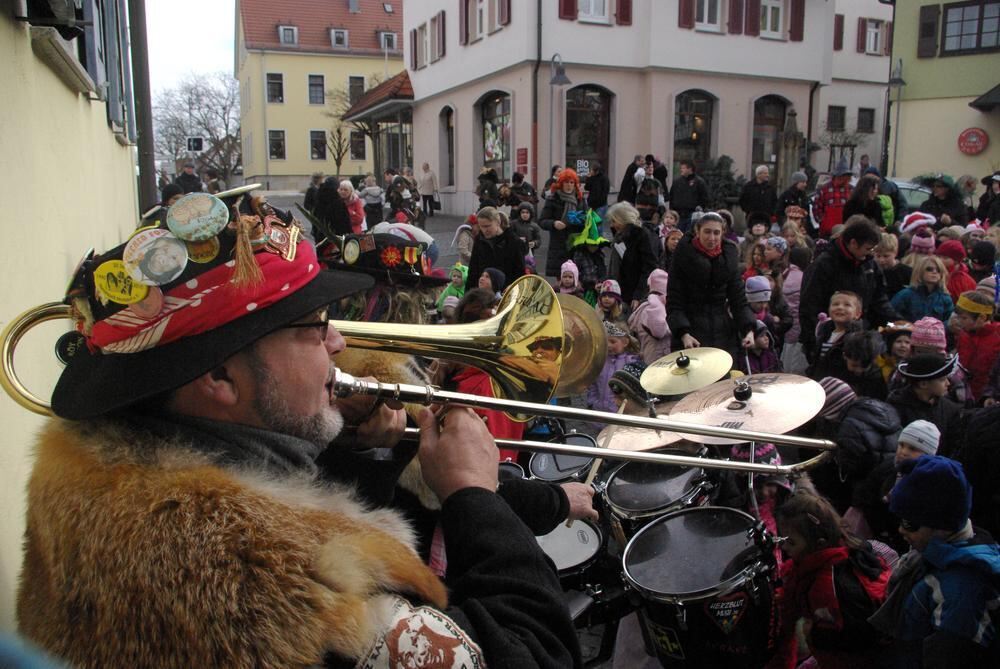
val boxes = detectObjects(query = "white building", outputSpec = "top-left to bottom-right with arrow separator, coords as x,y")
403,0 -> 892,213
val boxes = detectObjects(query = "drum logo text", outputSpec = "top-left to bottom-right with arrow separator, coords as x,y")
644,619 -> 685,660
706,593 -> 748,634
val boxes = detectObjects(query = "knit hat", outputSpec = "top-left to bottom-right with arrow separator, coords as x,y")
560,259 -> 579,283
936,226 -> 966,243
935,239 -> 966,262
482,267 -> 506,292
970,240 -> 997,266
729,442 -> 791,491
909,317 -> 947,351
834,158 -> 852,177
909,233 -> 936,254
599,279 -> 622,298
818,377 -> 857,420
647,268 -> 669,295
964,221 -> 985,235
889,456 -> 972,532
897,352 -> 956,380
791,171 -> 808,185
977,275 -> 998,299
745,275 -> 772,303
863,166 -> 882,178
765,236 -> 788,255
900,212 -> 936,236
441,295 -> 460,310
897,419 -> 940,455
603,320 -> 629,338
784,205 -> 807,220
609,360 -> 651,404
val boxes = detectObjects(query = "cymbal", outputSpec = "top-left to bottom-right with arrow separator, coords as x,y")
596,400 -> 684,452
640,348 -> 733,396
553,293 -> 607,397
667,373 -> 826,445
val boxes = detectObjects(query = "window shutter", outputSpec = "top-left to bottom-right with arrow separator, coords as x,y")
917,4 -> 940,58
789,0 -> 805,41
745,0 -> 761,36
459,0 -> 469,44
438,10 -> 447,57
883,20 -> 893,55
410,28 -> 417,68
834,13 -> 844,51
559,0 -> 577,20
678,0 -> 694,29
857,17 -> 867,52
616,0 -> 632,25
728,0 -> 744,34
500,0 -> 511,25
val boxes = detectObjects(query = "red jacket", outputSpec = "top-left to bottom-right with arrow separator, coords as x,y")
345,196 -> 366,234
957,321 -> 1000,401
813,182 -> 853,238
452,366 -> 523,464
945,263 -> 977,302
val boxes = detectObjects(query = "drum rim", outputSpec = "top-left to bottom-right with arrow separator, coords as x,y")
535,519 -> 604,572
621,506 -> 761,601
602,459 -> 708,515
527,437 -> 596,480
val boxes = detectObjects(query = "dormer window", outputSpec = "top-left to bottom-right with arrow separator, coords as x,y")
278,25 -> 298,45
383,3 -> 394,13
331,29 -> 349,48
380,32 -> 397,49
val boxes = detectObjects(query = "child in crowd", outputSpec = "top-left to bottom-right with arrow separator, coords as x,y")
742,242 -> 770,281
890,255 -> 953,323
901,230 -> 936,268
770,492 -> 891,669
953,290 -> 1000,403
587,321 -> 641,414
936,240 -> 977,301
874,321 -> 912,383
969,240 -> 997,283
740,213 -> 770,260
439,295 -> 460,324
746,275 -> 777,331
745,274 -> 792,348
870,456 -> 1000,668
477,267 -> 506,301
739,320 -> 783,375
763,236 -> 788,276
358,175 -> 385,225
451,214 -> 478,266
842,330 -> 888,399
435,262 -> 468,312
780,246 -> 812,374
627,269 -> 671,365
873,233 -> 911,299
511,203 -> 542,265
660,209 -> 680,235
557,259 -> 585,298
887,353 -> 964,458
888,316 -> 973,407
781,220 -> 814,253
807,291 -> 864,380
595,279 -> 626,324
658,226 -> 684,271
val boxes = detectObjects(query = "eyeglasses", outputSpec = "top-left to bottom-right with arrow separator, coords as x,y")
283,309 -> 330,339
899,518 -> 920,532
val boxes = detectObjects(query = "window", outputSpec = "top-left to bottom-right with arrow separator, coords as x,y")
760,0 -> 784,38
827,105 -> 846,132
348,76 -> 365,105
380,32 -> 398,49
349,131 -> 366,160
383,2 -> 394,12
857,108 -> 876,134
266,73 -> 284,103
430,13 -> 442,61
475,0 -> 486,38
565,86 -> 612,181
278,25 -> 298,45
308,75 -> 325,104
696,0 -> 721,30
579,0 -> 609,22
752,95 -> 787,171
674,90 -> 715,173
440,107 -> 455,186
331,29 -> 349,48
865,18 -> 883,53
416,23 -> 429,68
310,131 -> 327,160
481,92 -> 511,180
942,1 -> 999,54
269,130 -> 286,159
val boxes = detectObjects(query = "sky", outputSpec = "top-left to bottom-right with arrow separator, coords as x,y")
145,0 -> 236,93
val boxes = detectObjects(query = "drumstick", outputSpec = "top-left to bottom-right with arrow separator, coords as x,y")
565,400 -> 628,528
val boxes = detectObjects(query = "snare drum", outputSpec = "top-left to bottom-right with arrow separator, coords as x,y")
602,454 -> 713,544
535,520 -> 604,591
622,506 -> 778,667
528,433 -> 596,482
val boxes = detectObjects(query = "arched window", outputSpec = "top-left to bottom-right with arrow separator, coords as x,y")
752,95 -> 787,173
480,92 -> 511,180
673,90 -> 715,173
565,85 -> 613,180
439,107 -> 455,187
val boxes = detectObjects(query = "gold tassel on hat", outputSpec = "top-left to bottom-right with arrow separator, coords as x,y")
230,214 -> 264,288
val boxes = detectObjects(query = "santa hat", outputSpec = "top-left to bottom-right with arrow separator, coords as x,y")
900,212 -> 937,236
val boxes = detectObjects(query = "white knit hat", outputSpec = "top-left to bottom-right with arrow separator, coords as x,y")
898,419 -> 940,455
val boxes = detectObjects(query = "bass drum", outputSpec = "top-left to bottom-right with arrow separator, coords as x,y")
528,433 -> 596,483
622,506 -> 778,668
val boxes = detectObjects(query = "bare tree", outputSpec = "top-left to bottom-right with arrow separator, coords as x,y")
324,73 -> 384,147
327,123 -> 350,178
153,72 -> 241,183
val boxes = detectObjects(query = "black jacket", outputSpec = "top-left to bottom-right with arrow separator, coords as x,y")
476,172 -> 500,208
843,197 -> 883,224
465,227 -> 526,291
962,406 -> 1000,539
617,163 -> 640,203
667,235 -> 755,355
538,194 -> 587,277
613,224 -> 658,304
313,180 -> 352,236
977,192 -> 1000,226
649,161 -> 670,194
799,239 -> 898,357
777,186 -> 811,221
669,174 -> 710,215
303,184 -> 320,213
584,172 -> 610,209
886,386 -> 964,457
174,172 -> 203,194
739,180 -> 778,219
920,192 -> 969,226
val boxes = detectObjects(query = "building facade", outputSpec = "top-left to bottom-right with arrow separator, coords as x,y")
235,0 -> 406,190
887,1 -> 999,189
405,0 -> 893,214
1,2 -> 139,632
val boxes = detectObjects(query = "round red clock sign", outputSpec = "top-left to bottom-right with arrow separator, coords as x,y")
957,128 -> 988,155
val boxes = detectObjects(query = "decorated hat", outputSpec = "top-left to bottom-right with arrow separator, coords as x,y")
609,360 -> 652,405
729,442 -> 791,490
599,279 -> 622,298
910,317 -> 947,351
879,320 -> 913,346
900,212 -> 937,236
784,205 -> 807,219
765,236 -> 788,255
897,353 -> 956,380
603,320 -> 629,338
52,191 -> 373,420
936,226 -> 966,243
560,259 -> 579,283
323,233 -> 447,287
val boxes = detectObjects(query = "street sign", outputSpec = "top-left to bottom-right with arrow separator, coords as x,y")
186,137 -> 204,152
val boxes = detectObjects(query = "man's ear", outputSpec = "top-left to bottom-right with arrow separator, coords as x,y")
178,364 -> 242,409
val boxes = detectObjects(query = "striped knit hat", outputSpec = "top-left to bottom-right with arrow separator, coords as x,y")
818,377 -> 857,420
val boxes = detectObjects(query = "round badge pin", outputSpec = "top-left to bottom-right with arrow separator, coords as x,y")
123,228 -> 188,286
343,238 -> 361,264
55,331 -> 88,364
128,285 -> 164,319
165,192 -> 229,241
186,237 -> 221,264
93,259 -> 149,305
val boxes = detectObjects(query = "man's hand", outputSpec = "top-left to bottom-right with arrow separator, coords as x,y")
560,482 -> 598,522
417,408 -> 498,501
681,333 -> 701,349
553,220 -> 566,231
741,331 -> 756,349
335,375 -> 406,449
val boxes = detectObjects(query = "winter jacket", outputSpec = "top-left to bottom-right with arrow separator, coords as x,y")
946,263 -> 978,302
739,180 -> 778,220
617,163 -> 640,204
957,321 -> 1000,402
963,407 -> 1000,539
920,192 -> 970,226
813,180 -> 853,237
538,194 -> 587,277
436,263 -> 468,310
628,295 -> 671,365
882,263 -> 912,299
612,224 -> 658,305
782,264 -> 804,344
842,197 -> 883,225
739,347 -> 782,375
465,227 -> 526,292
887,386 -> 964,457
807,319 -> 861,380
584,172 -> 610,209
510,213 -> 542,254
851,459 -> 909,555
668,174 -> 710,216
977,192 -> 1000,226
452,225 -> 475,266
314,180 -> 353,236
344,195 -> 366,234
776,186 -> 811,223
667,234 -> 755,356
587,351 -> 641,414
890,284 -> 954,323
173,171 -> 202,194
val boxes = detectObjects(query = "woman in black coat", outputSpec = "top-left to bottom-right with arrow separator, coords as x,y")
842,174 -> 884,224
538,169 -> 587,278
464,206 -> 526,291
667,212 -> 756,356
606,202 -> 657,307
313,177 -> 352,236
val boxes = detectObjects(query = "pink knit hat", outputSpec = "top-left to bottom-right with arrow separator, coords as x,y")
647,268 -> 669,295
909,233 -> 936,254
560,260 -> 579,283
910,316 -> 947,352
599,279 -> 622,298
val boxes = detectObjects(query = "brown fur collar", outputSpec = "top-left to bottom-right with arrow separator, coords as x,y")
18,418 -> 446,668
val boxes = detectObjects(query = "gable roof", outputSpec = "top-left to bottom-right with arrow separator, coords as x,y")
238,0 -> 404,56
343,70 -> 413,120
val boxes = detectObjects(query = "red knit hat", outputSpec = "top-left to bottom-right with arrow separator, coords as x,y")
935,239 -> 967,263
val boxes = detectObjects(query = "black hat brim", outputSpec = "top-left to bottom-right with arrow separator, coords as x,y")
52,269 -> 373,420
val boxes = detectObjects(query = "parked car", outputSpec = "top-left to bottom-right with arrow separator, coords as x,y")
888,178 -> 932,216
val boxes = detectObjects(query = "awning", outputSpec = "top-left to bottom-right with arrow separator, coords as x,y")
969,83 -> 1000,112
342,70 -> 413,122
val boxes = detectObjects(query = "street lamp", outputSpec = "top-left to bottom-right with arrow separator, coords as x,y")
548,53 -> 571,175
888,59 -> 906,178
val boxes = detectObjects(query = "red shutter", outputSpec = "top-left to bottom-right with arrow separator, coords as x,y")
833,13 -> 844,51
459,0 -> 468,44
438,10 -> 446,57
616,0 -> 632,25
857,17 -> 867,52
728,0 -> 743,34
500,0 -> 511,25
745,0 -> 761,36
883,20 -> 893,56
559,0 -> 577,20
678,0 -> 694,29
410,28 -> 417,67
789,0 -> 805,41
917,4 -> 940,58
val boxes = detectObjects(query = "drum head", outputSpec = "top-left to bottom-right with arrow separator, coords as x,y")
623,507 -> 760,598
498,461 -> 525,481
536,521 -> 602,572
529,434 -> 595,481
605,459 -> 704,514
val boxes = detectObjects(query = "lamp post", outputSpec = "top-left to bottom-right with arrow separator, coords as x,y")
548,53 -> 571,176
888,59 -> 906,178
